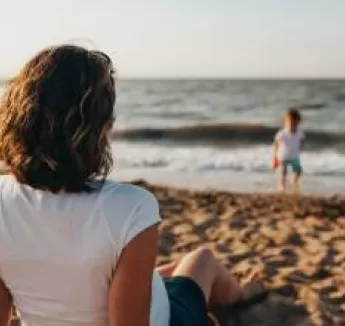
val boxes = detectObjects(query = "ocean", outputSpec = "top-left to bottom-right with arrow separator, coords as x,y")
108,79 -> 345,194
2,79 -> 345,194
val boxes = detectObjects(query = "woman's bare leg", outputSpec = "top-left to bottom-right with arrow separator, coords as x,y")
171,247 -> 252,308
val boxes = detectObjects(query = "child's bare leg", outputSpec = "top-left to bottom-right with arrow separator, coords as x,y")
171,247 -> 263,308
291,162 -> 302,193
292,173 -> 301,192
278,164 -> 287,191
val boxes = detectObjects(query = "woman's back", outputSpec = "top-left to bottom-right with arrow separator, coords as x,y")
0,175 -> 169,326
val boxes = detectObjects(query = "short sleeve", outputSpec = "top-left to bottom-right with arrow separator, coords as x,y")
119,188 -> 161,250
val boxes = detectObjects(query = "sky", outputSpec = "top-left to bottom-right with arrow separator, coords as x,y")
1,0 -> 345,79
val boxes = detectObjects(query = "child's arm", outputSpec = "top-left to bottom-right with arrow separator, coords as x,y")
300,130 -> 305,145
271,141 -> 279,170
271,130 -> 283,170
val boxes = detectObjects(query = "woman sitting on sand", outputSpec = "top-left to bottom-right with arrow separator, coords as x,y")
0,45 -> 265,326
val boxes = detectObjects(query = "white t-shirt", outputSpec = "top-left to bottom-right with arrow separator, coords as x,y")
274,128 -> 304,160
0,175 -> 170,326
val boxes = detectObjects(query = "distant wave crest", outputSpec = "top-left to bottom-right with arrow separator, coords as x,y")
112,123 -> 345,150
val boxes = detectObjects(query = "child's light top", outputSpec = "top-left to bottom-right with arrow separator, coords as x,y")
275,128 -> 304,160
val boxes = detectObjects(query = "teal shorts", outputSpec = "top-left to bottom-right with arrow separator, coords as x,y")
164,276 -> 208,326
281,158 -> 302,175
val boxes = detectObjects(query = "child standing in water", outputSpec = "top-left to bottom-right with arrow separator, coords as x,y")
272,109 -> 304,191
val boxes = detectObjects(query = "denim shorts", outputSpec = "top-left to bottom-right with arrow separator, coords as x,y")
281,158 -> 302,175
164,276 -> 208,326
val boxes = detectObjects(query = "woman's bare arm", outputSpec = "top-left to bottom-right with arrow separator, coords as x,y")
0,279 -> 12,326
108,224 -> 158,326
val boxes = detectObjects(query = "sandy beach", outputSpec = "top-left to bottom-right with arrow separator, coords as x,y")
5,177 -> 345,325
133,180 -> 345,325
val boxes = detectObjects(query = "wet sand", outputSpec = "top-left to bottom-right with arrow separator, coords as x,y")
137,180 -> 345,325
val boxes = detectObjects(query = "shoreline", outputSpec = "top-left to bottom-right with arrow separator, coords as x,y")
112,168 -> 345,197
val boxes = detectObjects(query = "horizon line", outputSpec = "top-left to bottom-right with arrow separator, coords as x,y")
1,76 -> 345,83
119,76 -> 345,81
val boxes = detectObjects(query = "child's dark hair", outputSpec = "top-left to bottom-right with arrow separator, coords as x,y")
286,108 -> 302,123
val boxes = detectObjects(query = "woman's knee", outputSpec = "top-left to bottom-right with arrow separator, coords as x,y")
173,246 -> 215,275
190,247 -> 214,265
178,247 -> 216,272
178,247 -> 217,302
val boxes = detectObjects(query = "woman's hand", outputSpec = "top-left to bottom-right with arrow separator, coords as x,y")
155,261 -> 178,278
108,224 -> 158,326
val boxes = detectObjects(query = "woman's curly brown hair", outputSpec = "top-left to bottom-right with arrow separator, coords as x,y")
0,45 -> 116,192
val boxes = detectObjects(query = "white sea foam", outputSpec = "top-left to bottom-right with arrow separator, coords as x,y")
112,141 -> 345,177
